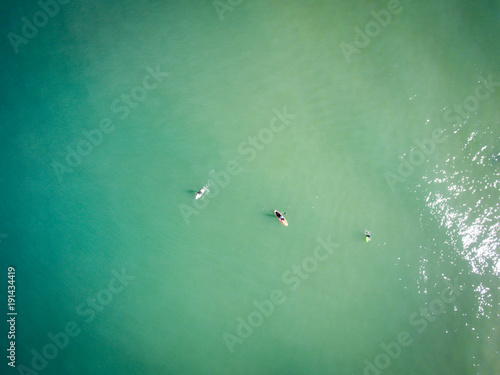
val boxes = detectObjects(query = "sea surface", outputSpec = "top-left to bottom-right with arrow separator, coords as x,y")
0,1 -> 499,374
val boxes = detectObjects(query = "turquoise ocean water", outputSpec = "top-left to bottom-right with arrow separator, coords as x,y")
1,1 -> 499,374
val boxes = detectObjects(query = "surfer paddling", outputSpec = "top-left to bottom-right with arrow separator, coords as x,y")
365,231 -> 371,242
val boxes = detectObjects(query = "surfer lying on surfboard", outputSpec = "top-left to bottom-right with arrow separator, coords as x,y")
195,186 -> 209,200
274,210 -> 288,226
